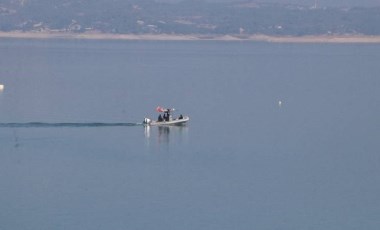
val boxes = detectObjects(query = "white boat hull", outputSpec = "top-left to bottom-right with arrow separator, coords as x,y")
144,116 -> 189,126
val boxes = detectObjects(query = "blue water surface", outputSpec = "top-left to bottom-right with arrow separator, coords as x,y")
0,39 -> 379,230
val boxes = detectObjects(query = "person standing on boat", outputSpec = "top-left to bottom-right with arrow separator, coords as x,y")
164,109 -> 170,121
158,114 -> 163,122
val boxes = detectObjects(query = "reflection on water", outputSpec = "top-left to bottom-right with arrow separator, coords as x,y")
158,126 -> 170,143
144,125 -> 151,139
144,125 -> 189,146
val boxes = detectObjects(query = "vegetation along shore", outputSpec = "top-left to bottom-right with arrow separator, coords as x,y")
1,0 -> 380,43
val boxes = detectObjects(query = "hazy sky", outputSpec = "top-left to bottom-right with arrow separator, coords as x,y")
158,0 -> 380,7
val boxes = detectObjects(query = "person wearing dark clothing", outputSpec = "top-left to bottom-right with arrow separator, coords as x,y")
158,114 -> 163,122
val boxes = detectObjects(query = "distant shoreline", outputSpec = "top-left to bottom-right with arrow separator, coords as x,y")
1,31 -> 380,43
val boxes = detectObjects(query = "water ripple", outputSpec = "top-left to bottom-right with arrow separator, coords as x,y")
0,122 -> 142,128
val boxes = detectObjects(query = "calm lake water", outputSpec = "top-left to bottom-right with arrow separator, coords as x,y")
0,39 -> 379,230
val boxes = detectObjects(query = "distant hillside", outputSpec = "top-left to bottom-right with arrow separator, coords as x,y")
1,0 -> 380,36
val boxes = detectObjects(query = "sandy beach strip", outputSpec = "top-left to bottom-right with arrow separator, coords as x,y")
1,31 -> 380,43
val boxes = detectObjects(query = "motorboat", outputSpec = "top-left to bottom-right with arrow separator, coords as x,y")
143,106 -> 189,126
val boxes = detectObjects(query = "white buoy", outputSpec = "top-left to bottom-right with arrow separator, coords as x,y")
0,84 -> 4,91
278,100 -> 282,107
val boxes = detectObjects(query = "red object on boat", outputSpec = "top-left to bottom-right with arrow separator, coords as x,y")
156,106 -> 165,113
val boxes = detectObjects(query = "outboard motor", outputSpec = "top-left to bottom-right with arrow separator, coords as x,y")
143,118 -> 151,125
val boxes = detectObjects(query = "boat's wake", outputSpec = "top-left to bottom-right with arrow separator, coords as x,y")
0,122 -> 142,128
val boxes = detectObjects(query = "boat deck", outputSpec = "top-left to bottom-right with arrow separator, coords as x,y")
149,116 -> 189,126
